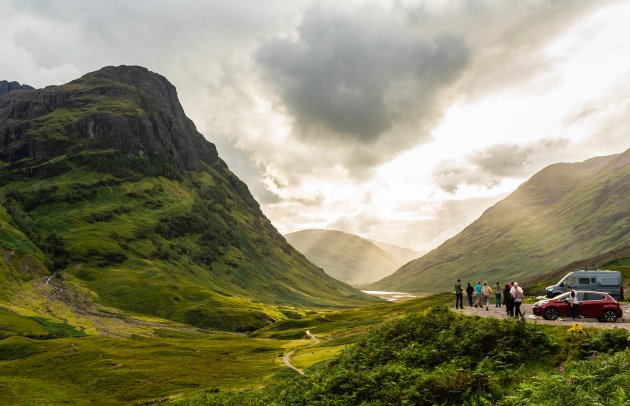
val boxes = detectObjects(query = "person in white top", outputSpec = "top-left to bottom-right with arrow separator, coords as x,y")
568,286 -> 580,321
510,282 -> 524,318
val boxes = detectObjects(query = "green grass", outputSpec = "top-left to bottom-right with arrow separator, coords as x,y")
253,293 -> 452,370
0,308 -> 48,338
169,305 -> 630,405
0,291 -> 448,405
0,333 -> 288,405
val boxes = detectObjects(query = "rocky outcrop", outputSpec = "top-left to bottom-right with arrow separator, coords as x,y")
0,80 -> 34,97
0,66 -> 217,172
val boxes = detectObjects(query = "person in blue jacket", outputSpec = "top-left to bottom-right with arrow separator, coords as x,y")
474,280 -> 482,307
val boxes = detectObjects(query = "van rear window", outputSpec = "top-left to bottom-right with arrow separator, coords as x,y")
598,277 -> 618,286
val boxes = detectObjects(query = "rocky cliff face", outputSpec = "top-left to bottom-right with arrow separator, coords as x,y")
0,80 -> 34,97
0,66 -> 216,173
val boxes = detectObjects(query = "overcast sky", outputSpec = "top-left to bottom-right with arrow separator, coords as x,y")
2,0 -> 629,251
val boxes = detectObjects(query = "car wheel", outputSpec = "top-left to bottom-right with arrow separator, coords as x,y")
602,310 -> 618,323
544,308 -> 559,321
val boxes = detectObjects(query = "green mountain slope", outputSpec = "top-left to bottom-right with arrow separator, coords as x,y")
368,149 -> 630,293
284,229 -> 402,285
0,66 -> 377,332
367,238 -> 424,264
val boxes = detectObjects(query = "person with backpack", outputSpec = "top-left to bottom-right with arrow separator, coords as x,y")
494,281 -> 502,308
568,286 -> 580,321
510,282 -> 524,318
455,279 -> 464,309
466,283 -> 474,306
503,283 -> 513,316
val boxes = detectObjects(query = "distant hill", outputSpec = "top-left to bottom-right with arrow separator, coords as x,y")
0,66 -> 377,333
285,229 -> 416,285
368,239 -> 424,264
367,149 -> 630,293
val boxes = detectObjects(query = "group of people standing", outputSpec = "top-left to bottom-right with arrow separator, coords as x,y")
454,279 -> 524,317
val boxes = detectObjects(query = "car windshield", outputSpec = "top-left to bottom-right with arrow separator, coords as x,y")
556,292 -> 570,300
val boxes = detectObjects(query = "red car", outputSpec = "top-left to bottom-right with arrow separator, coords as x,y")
533,290 -> 622,322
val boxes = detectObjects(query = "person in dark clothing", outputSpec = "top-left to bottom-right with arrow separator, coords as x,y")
503,284 -> 513,317
466,283 -> 474,306
455,279 -> 464,309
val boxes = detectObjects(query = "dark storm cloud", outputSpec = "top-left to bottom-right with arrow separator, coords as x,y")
434,139 -> 570,193
471,144 -> 533,177
433,162 -> 500,194
256,4 -> 469,143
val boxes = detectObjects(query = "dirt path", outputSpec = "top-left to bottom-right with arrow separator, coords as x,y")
456,302 -> 630,330
282,330 -> 320,375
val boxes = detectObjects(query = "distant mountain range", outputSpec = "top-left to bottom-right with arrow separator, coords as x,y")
0,66 -> 377,333
285,229 -> 423,286
367,149 -> 630,293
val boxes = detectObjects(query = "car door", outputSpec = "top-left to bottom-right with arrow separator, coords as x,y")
578,292 -> 595,318
554,293 -> 572,317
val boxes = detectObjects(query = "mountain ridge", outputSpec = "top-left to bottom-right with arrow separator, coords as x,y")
0,80 -> 34,97
285,229 -> 408,285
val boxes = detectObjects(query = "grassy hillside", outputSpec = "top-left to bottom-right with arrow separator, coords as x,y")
285,229 -> 402,285
0,203 -> 48,302
367,238 -> 424,265
0,66 -> 377,333
368,149 -> 630,293
170,305 -> 630,405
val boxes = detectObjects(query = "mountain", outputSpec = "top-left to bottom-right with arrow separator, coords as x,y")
367,239 -> 424,264
0,66 -> 377,332
284,229 -> 408,285
367,149 -> 630,293
0,80 -> 34,97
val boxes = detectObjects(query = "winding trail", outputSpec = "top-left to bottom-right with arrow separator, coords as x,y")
282,330 -> 319,375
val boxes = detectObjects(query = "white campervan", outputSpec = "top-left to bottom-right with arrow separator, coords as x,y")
545,269 -> 624,300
